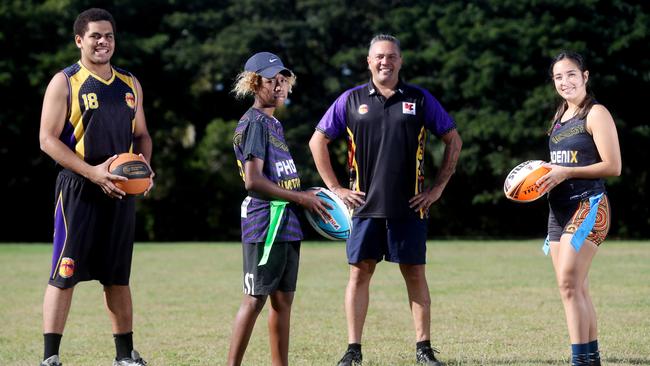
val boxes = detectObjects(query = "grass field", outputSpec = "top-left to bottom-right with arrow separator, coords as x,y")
1,241 -> 649,366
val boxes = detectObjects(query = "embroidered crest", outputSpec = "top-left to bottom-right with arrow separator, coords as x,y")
59,257 -> 75,278
402,102 -> 416,115
125,93 -> 136,109
358,104 -> 369,115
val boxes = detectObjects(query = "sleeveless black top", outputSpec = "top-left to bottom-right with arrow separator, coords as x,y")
548,113 -> 605,203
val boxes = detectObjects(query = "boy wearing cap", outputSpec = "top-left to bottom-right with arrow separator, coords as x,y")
227,52 -> 331,366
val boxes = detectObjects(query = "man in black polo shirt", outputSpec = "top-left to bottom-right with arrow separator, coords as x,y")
309,34 -> 462,366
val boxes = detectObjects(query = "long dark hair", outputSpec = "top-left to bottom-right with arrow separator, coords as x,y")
548,51 -> 596,134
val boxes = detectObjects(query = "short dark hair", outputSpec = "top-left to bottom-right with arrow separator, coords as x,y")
369,34 -> 401,55
74,8 -> 116,37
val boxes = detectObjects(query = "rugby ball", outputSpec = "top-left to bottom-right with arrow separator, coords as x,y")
503,160 -> 551,202
304,187 -> 352,240
109,153 -> 152,195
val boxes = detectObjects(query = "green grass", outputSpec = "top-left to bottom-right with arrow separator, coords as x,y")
1,241 -> 649,365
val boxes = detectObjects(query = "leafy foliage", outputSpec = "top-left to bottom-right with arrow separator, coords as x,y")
1,0 -> 647,240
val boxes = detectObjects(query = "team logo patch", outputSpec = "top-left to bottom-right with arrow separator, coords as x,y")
358,104 -> 369,115
125,93 -> 136,109
402,102 -> 416,115
59,257 -> 75,278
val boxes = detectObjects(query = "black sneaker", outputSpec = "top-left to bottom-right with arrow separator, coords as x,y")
416,346 -> 443,366
337,348 -> 362,366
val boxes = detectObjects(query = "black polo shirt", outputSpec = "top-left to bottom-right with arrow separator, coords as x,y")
316,80 -> 456,219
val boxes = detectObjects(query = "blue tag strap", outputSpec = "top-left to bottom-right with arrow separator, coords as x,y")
542,235 -> 550,256
570,193 -> 604,252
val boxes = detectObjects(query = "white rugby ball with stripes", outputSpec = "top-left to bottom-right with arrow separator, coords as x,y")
503,160 -> 551,202
304,187 -> 353,240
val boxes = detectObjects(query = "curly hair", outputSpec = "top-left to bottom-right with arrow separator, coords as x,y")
231,71 -> 296,99
74,8 -> 116,37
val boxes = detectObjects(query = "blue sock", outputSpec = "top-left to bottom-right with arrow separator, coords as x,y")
587,340 -> 600,365
571,343 -> 589,366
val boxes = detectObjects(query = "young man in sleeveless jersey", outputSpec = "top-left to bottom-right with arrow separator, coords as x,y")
38,8 -> 153,366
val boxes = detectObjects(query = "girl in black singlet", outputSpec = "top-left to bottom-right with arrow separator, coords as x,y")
536,51 -> 621,366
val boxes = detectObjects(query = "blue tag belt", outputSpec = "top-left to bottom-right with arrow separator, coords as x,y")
542,193 -> 604,255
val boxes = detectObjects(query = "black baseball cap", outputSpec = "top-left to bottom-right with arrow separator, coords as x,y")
244,52 -> 292,78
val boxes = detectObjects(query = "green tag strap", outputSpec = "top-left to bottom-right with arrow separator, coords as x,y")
259,200 -> 289,266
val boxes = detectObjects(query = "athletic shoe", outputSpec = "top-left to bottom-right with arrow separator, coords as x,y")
113,350 -> 147,366
40,355 -> 62,366
336,348 -> 362,366
416,346 -> 444,366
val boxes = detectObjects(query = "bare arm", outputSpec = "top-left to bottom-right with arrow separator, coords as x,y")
308,131 -> 341,191
244,158 -> 331,221
131,77 -> 155,195
132,77 -> 152,163
308,130 -> 365,208
409,128 -> 462,211
537,105 -> 621,193
39,72 -> 127,198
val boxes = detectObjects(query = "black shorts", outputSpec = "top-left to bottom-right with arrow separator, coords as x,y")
241,241 -> 300,296
48,170 -> 136,289
548,194 -> 610,246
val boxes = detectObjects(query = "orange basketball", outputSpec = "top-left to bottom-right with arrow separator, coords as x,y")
503,160 -> 551,202
109,153 -> 152,195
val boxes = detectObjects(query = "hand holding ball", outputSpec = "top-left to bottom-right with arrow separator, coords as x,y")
109,153 -> 153,195
304,187 -> 353,240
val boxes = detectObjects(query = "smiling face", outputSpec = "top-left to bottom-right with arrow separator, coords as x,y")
255,73 -> 290,108
367,40 -> 402,87
75,20 -> 114,66
552,58 -> 589,104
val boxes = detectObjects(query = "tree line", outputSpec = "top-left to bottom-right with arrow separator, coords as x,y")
1,0 -> 648,241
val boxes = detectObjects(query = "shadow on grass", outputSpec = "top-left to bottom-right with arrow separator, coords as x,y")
603,358 -> 650,365
434,359 -> 563,365
439,358 -> 650,365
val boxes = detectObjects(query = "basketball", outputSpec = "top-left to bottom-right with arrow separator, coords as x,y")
503,160 -> 551,202
109,153 -> 152,195
304,187 -> 353,240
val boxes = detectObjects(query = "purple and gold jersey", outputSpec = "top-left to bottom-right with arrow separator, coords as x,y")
233,108 -> 303,243
316,81 -> 456,219
60,62 -> 138,165
548,113 -> 606,203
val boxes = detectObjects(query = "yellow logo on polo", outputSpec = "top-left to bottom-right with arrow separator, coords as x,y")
358,104 -> 368,115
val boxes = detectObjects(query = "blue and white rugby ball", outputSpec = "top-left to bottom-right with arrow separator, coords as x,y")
304,187 -> 352,240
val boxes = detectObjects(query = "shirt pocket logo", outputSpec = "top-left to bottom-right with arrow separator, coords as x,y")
358,104 -> 369,115
402,102 -> 416,115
